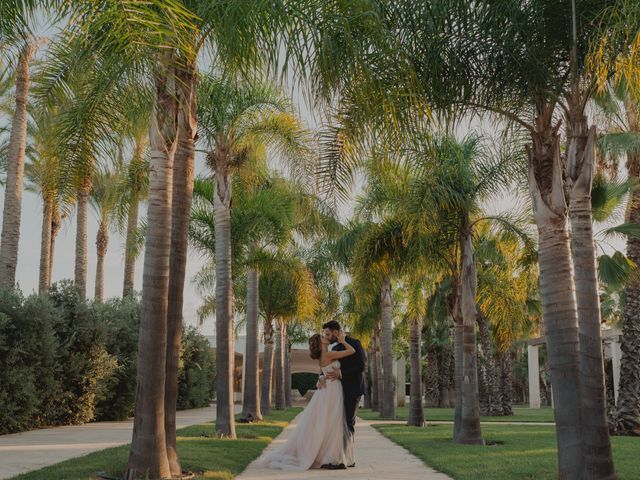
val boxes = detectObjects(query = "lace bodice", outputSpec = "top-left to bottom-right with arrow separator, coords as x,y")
321,360 -> 341,376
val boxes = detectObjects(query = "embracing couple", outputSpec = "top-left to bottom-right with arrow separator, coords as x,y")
263,320 -> 366,471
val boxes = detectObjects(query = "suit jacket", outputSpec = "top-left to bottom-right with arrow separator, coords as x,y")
332,336 -> 366,397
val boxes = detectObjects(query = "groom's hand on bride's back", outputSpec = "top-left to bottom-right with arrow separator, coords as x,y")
325,369 -> 341,381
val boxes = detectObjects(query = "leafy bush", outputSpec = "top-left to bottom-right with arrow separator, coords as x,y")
292,372 -> 317,396
45,282 -> 117,425
0,283 -> 216,434
0,290 -> 60,433
93,297 -> 140,421
177,327 -> 216,409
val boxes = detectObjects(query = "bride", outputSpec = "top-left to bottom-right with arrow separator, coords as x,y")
264,330 -> 356,471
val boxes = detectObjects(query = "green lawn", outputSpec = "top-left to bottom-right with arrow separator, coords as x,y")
375,423 -> 639,480
358,406 -> 556,423
10,408 -> 302,480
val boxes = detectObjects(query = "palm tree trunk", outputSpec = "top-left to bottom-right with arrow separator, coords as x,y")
477,311 -> 499,416
284,325 -> 292,408
450,278 -> 464,440
370,343 -> 379,411
213,153 -> 236,438
0,44 -> 36,289
164,63 -> 197,477
123,138 -> 145,298
528,114 -> 583,479
241,267 -> 262,420
425,346 -> 439,407
75,179 -> 91,298
567,117 -> 616,479
275,319 -> 286,410
438,345 -> 453,408
407,317 -> 424,426
126,55 -> 177,480
498,350 -> 513,416
613,94 -> 640,436
123,195 -> 139,297
94,219 -> 108,302
376,332 -> 384,413
457,222 -> 483,445
261,318 -> 275,415
38,197 -> 53,294
49,203 -> 61,280
364,349 -> 372,409
380,276 -> 395,419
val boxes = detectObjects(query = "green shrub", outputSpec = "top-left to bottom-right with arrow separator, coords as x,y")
45,281 -> 117,425
93,297 -> 140,421
0,290 -> 60,433
177,327 -> 216,409
291,372 -> 317,396
0,283 -> 216,434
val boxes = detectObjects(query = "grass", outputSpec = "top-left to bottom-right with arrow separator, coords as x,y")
10,408 -> 302,480
374,423 -> 639,480
358,406 -> 556,423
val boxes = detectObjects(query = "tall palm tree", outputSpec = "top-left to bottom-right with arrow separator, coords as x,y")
20,100 -> 71,294
89,163 -> 122,302
403,3 -> 616,474
190,170 -> 305,420
118,135 -> 149,298
258,252 -> 319,413
196,73 -> 312,436
407,132 -> 528,443
593,86 -> 640,435
405,280 -> 427,427
0,42 -> 37,288
475,225 -> 539,415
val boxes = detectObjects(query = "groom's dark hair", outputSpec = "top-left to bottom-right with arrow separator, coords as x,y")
322,320 -> 341,331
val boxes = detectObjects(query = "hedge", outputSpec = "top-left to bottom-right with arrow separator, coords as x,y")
291,372 -> 318,396
0,281 -> 215,434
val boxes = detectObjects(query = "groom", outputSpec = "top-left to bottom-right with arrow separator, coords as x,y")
317,320 -> 366,469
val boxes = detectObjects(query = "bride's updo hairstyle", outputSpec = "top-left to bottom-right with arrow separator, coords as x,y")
309,333 -> 322,360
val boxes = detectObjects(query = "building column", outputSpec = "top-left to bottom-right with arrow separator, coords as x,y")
527,344 -> 541,409
611,339 -> 622,405
394,357 -> 406,407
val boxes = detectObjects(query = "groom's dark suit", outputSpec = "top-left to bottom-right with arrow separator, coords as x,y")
332,336 -> 366,435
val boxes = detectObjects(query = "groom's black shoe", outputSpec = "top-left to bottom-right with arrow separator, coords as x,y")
348,463 -> 355,468
321,463 -> 347,470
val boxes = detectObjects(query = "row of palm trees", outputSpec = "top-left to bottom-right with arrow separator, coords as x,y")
2,2 -> 640,480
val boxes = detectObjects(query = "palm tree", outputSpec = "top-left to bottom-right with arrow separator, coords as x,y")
196,73 -> 312,436
38,26 -> 186,478
593,86 -> 640,435
405,281 -> 427,426
258,252 -> 318,413
190,170 -> 307,420
407,132 -> 530,444
475,225 -> 539,415
413,3 -> 616,473
118,136 -> 149,298
0,42 -> 37,288
89,163 -> 121,302
20,100 -> 70,294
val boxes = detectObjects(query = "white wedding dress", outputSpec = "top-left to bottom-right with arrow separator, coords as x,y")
263,360 -> 355,470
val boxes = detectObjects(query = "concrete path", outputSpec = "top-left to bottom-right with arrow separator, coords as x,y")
0,404 -> 239,479
237,415 -> 453,480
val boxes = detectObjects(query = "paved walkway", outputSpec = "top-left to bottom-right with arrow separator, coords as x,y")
237,415 -> 452,480
0,404 -> 239,479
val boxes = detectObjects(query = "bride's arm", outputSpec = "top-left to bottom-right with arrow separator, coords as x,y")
325,333 -> 355,360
